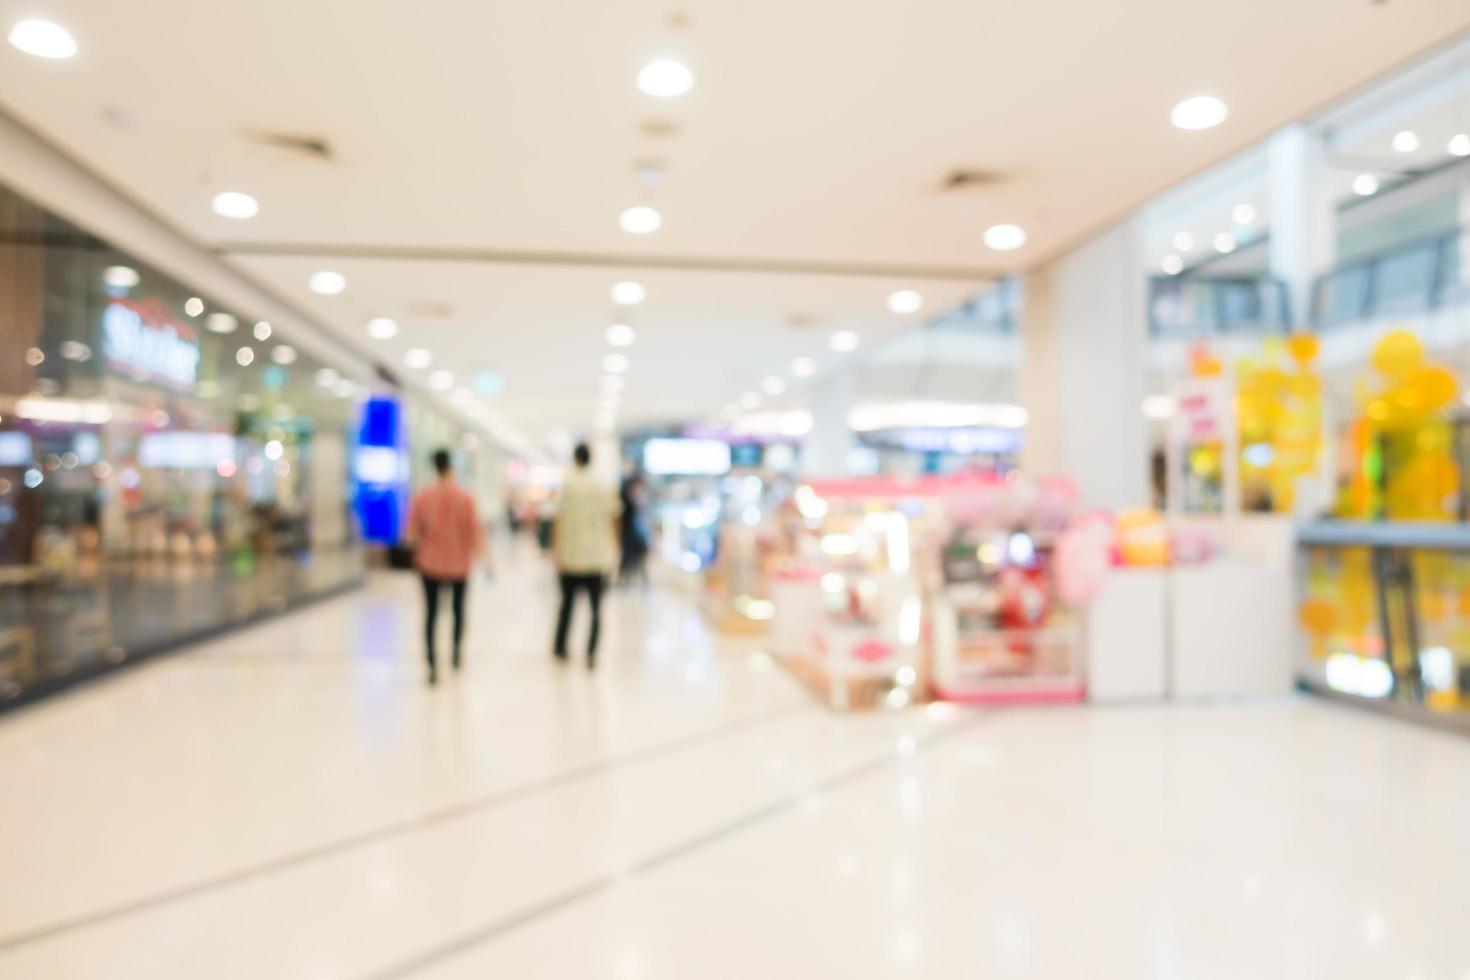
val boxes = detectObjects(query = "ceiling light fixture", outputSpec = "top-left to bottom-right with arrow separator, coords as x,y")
1161,255 -> 1184,276
887,290 -> 923,315
8,18 -> 76,59
1391,130 -> 1420,153
235,347 -> 255,367
206,313 -> 238,335
253,321 -> 272,340
365,317 -> 398,339
404,348 -> 432,369
762,376 -> 787,396
1352,174 -> 1379,197
103,265 -> 140,289
1232,204 -> 1256,225
1213,232 -> 1236,254
308,270 -> 346,295
603,352 -> 629,374
790,357 -> 817,378
184,297 -> 204,317
638,59 -> 694,97
1449,134 -> 1470,157
1171,231 -> 1195,252
211,191 -> 259,219
829,330 -> 860,353
1170,95 -> 1228,131
606,323 -> 637,347
429,370 -> 454,391
271,345 -> 297,365
983,224 -> 1026,251
619,206 -> 662,234
611,281 -> 646,305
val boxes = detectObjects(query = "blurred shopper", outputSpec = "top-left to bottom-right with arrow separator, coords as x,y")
617,475 -> 650,586
406,449 -> 484,685
552,443 -> 619,667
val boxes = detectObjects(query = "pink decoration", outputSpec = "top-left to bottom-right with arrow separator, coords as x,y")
1054,513 -> 1113,605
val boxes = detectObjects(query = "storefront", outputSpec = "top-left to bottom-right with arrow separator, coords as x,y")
0,181 -> 370,707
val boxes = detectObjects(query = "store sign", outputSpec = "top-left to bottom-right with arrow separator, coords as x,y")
102,298 -> 200,389
644,438 -> 731,476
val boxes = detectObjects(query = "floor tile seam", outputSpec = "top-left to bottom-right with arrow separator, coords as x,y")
0,699 -> 814,954
354,708 -> 1003,980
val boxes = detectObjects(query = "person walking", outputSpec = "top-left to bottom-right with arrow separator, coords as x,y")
405,448 -> 484,685
617,475 -> 650,586
552,443 -> 619,668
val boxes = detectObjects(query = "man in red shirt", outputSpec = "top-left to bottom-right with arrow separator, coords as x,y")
405,449 -> 484,685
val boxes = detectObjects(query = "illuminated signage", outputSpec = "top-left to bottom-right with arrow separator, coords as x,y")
643,438 -> 731,476
103,298 -> 200,389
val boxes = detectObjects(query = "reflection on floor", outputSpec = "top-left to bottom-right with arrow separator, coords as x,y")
1,539 -> 1468,979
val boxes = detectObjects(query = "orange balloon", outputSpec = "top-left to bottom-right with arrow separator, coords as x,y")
1287,333 -> 1320,365
1371,329 -> 1425,380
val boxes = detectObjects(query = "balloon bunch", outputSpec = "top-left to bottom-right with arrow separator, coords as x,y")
1362,329 -> 1458,429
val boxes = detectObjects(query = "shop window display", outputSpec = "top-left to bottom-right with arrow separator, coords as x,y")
0,182 -> 365,707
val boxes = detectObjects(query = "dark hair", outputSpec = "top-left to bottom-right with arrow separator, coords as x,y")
573,443 -> 591,467
432,449 -> 452,475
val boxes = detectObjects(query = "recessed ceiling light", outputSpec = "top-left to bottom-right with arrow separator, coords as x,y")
184,297 -> 204,317
1171,231 -> 1195,252
253,321 -> 272,340
638,59 -> 694,97
762,376 -> 787,396
603,352 -> 629,374
1449,134 -> 1470,157
1391,130 -> 1420,153
619,206 -> 662,234
1213,232 -> 1236,254
739,391 -> 762,410
308,270 -> 346,295
211,191 -> 259,219
103,265 -> 139,289
790,357 -> 817,378
606,323 -> 637,347
1232,204 -> 1256,225
1170,95 -> 1228,131
235,347 -> 255,367
1352,174 -> 1379,197
271,345 -> 297,365
8,18 -> 76,59
611,281 -> 646,305
1161,255 -> 1184,275
829,330 -> 860,353
429,370 -> 455,391
887,289 -> 923,315
206,312 -> 238,335
404,348 -> 432,369
983,223 -> 1027,251
365,317 -> 398,339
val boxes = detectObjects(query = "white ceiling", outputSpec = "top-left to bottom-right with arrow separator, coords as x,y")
2,0 -> 1468,446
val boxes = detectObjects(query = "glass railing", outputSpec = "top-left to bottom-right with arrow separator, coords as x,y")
1148,275 -> 1293,338
1311,229 -> 1466,327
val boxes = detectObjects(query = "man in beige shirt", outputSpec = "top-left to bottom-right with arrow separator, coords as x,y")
552,443 -> 620,667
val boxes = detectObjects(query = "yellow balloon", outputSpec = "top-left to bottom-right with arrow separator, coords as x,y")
1371,329 -> 1425,380
1408,363 -> 1458,413
1287,333 -> 1320,365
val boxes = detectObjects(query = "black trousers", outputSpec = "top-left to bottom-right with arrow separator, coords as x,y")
554,572 -> 605,660
422,574 -> 467,670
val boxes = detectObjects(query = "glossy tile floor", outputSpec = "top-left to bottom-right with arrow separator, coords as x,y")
3,542 -> 1470,979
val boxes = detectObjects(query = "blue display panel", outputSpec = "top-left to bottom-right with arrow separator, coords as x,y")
354,397 -> 408,543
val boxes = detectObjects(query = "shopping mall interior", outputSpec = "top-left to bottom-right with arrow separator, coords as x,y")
5,3 -> 1470,977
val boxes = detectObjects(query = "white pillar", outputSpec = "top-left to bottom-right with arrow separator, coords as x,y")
803,370 -> 856,477
1018,222 -> 1150,510
1268,124 -> 1336,329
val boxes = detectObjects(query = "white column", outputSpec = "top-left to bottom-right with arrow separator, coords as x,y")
803,369 -> 856,477
1018,222 -> 1150,510
1268,124 -> 1336,329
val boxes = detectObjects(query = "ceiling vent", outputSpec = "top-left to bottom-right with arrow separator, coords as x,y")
940,168 -> 1004,192
640,119 -> 681,139
786,313 -> 825,329
241,129 -> 334,163
409,301 -> 455,319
